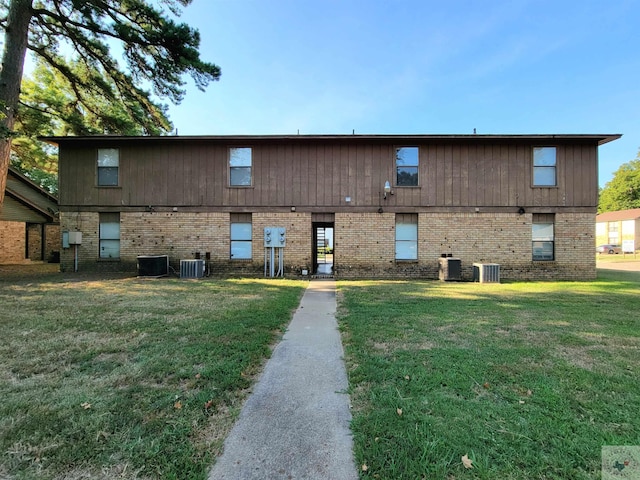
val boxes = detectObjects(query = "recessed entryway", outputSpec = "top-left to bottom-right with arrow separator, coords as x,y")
313,222 -> 334,276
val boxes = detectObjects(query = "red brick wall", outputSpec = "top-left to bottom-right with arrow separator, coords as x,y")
27,224 -> 42,260
0,221 -> 25,264
45,224 -> 61,261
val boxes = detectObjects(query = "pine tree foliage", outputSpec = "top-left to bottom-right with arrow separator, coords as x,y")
0,0 -> 221,203
13,57 -> 174,179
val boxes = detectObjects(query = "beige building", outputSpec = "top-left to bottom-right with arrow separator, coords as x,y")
596,208 -> 640,253
46,133 -> 620,280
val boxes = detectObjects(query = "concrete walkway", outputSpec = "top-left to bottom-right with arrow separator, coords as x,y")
208,280 -> 358,480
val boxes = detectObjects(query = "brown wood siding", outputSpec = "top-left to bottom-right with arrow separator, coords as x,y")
312,213 -> 335,222
230,213 -> 251,223
58,139 -> 600,211
533,213 -> 555,223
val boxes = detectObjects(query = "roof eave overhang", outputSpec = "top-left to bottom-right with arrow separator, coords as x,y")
40,133 -> 623,146
5,190 -> 56,222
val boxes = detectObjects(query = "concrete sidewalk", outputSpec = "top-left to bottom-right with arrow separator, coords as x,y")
208,280 -> 358,480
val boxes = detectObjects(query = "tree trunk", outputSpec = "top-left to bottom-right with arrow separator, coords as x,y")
0,0 -> 33,205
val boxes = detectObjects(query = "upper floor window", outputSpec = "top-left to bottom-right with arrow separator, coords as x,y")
230,147 -> 252,186
622,220 -> 634,235
533,147 -> 556,186
97,148 -> 119,186
395,147 -> 419,186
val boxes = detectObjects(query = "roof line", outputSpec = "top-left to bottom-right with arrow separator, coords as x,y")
40,133 -> 623,146
5,189 -> 56,222
8,166 -> 58,203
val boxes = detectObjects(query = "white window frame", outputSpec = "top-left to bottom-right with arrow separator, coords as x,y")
608,221 -> 619,245
532,218 -> 554,261
99,212 -> 120,259
229,147 -> 252,187
97,148 -> 119,186
230,214 -> 252,260
395,214 -> 418,260
395,147 -> 419,187
533,147 -> 556,187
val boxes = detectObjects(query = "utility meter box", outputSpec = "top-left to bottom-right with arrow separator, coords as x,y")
264,227 -> 273,247
264,227 -> 286,247
68,232 -> 82,245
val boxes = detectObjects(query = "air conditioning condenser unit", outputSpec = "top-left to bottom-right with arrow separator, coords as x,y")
473,263 -> 500,283
180,259 -> 205,279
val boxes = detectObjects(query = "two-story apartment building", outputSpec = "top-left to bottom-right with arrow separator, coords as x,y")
46,133 -> 620,280
596,208 -> 640,253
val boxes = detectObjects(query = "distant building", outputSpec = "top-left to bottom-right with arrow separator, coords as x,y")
45,133 -> 620,280
0,166 -> 60,264
596,208 -> 640,253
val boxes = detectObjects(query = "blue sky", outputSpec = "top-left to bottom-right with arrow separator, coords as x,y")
166,0 -> 640,187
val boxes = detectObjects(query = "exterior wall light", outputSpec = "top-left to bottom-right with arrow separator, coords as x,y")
384,181 -> 392,199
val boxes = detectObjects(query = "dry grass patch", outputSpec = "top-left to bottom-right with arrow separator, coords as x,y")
0,269 -> 305,480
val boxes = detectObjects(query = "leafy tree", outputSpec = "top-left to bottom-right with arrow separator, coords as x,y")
10,156 -> 58,194
11,56 -> 174,191
598,153 -> 640,213
0,0 -> 221,204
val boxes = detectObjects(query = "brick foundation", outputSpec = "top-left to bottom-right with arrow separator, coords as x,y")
335,212 -> 595,280
59,211 -> 314,275
59,211 -> 595,280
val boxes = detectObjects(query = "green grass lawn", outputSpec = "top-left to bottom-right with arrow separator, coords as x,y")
338,270 -> 640,479
0,272 -> 305,480
596,252 -> 640,263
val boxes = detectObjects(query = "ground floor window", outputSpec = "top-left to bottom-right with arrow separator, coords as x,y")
230,213 -> 252,259
395,213 -> 418,260
99,212 -> 120,259
532,214 -> 554,261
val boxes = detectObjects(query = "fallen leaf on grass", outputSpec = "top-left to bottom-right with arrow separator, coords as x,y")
174,401 -> 182,409
80,402 -> 91,410
396,408 -> 403,416
526,389 -> 533,396
483,382 -> 490,389
195,373 -> 201,379
461,454 -> 473,469
404,375 -> 410,380
204,400 -> 213,409
362,464 -> 368,472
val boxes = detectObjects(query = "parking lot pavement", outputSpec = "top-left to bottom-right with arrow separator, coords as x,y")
596,261 -> 640,272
